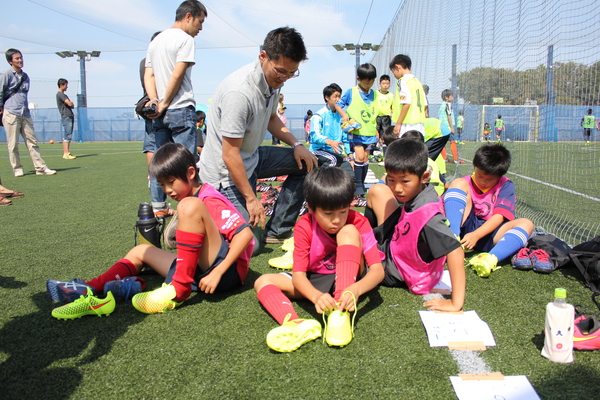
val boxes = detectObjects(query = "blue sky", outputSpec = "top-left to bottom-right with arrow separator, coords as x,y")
0,0 -> 403,109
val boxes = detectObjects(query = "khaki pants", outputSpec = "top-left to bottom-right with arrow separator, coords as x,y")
2,110 -> 47,173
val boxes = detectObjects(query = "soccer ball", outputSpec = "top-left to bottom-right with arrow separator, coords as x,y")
49,140 -> 54,144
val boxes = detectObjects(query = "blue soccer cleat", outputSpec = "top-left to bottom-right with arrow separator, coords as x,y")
46,278 -> 94,302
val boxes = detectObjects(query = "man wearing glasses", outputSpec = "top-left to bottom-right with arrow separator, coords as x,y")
199,27 -> 317,244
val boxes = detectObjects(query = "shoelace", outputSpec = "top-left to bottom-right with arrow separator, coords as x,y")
531,249 -> 550,262
322,290 -> 357,344
516,248 -> 531,258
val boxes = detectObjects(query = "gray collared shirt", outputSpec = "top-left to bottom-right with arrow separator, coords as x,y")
0,68 -> 30,117
199,59 -> 280,188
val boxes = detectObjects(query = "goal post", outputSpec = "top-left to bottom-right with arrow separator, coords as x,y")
480,105 -> 539,142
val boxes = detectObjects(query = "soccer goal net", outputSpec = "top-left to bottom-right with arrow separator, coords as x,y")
480,105 -> 539,142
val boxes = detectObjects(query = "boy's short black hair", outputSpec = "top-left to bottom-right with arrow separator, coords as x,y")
379,74 -> 390,82
497,114 -> 502,119
195,110 -> 206,121
149,143 -> 199,183
473,143 -> 511,176
401,130 -> 425,142
441,89 -> 452,101
357,63 -> 377,80
588,108 -> 593,114
175,0 -> 207,21
384,138 -> 428,177
389,54 -> 411,71
263,27 -> 307,63
323,83 -> 342,102
382,125 -> 398,146
459,110 -> 464,115
422,84 -> 429,95
5,48 -> 21,64
57,78 -> 68,87
303,167 -> 355,210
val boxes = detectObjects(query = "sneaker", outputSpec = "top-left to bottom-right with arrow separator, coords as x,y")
511,248 -> 533,270
46,278 -> 94,302
131,283 -> 181,314
531,249 -> 553,274
574,315 -> 600,350
268,251 -> 294,270
36,167 -> 57,175
264,234 -> 292,244
51,288 -> 116,320
350,194 -> 367,208
281,236 -> 295,252
103,277 -> 145,300
62,153 -> 76,159
468,253 -> 499,277
266,314 -> 322,352
14,169 -> 24,178
585,141 -> 591,146
154,206 -> 175,219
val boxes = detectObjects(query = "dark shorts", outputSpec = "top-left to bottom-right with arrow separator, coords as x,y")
282,268 -> 368,295
372,207 -> 406,288
350,134 -> 378,146
165,236 -> 241,293
376,115 -> 391,135
460,211 -> 506,252
456,127 -> 463,135
584,128 -> 592,137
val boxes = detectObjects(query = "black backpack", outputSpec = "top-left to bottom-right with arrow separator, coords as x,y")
526,234 -> 572,272
569,236 -> 600,310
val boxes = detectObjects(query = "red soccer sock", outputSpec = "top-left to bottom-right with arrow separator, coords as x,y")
171,230 -> 204,302
86,258 -> 137,293
333,245 -> 361,301
450,141 -> 458,162
442,147 -> 448,161
257,284 -> 298,325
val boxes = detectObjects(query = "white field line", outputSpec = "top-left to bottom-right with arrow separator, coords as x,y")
507,171 -> 600,203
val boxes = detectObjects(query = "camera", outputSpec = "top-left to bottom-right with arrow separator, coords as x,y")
141,103 -> 157,117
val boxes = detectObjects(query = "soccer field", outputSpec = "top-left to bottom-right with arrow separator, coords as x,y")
1,141 -> 599,400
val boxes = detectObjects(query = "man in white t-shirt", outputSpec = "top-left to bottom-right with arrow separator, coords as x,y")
144,0 -> 207,215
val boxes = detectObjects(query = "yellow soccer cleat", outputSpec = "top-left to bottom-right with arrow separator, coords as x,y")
268,251 -> 294,271
281,236 -> 294,252
266,314 -> 322,353
131,283 -> 182,314
468,253 -> 500,278
324,291 -> 357,347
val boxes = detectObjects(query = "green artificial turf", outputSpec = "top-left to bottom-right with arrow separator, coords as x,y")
1,142 -> 599,399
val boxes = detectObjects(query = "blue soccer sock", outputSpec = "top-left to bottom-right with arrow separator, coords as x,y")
354,162 -> 366,195
489,227 -> 529,262
443,188 -> 467,236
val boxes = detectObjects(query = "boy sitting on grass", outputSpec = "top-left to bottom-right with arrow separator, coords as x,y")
255,167 -> 384,352
443,143 -> 534,277
47,143 -> 254,319
366,139 -> 465,312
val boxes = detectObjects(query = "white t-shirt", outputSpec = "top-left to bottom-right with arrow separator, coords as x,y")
145,28 -> 196,110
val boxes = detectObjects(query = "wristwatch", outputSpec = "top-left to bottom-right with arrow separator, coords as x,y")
292,141 -> 304,148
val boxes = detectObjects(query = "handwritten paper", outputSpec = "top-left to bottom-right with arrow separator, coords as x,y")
450,375 -> 540,400
419,310 -> 496,347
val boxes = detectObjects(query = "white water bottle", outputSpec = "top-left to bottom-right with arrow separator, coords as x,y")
541,288 -> 574,363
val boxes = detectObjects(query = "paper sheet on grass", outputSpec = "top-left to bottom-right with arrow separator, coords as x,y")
430,270 -> 452,294
419,310 -> 496,347
450,375 -> 540,400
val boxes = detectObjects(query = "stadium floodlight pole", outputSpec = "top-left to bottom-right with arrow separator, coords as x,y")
55,50 -> 101,142
332,43 -> 381,82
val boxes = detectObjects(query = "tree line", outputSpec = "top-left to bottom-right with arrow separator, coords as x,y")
456,61 -> 600,106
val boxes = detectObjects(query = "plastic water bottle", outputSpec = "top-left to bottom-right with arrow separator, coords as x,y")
541,288 -> 574,363
135,202 -> 161,248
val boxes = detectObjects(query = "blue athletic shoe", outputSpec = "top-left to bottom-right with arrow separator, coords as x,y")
511,248 -> 533,270
531,249 -> 554,274
103,277 -> 145,301
46,278 -> 94,302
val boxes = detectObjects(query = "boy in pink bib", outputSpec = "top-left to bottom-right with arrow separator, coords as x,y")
443,143 -> 534,277
366,138 -> 465,312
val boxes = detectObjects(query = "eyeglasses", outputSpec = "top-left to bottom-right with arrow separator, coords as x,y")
268,58 -> 300,79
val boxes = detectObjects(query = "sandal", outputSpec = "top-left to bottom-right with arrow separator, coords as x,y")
0,197 -> 12,206
0,190 -> 24,198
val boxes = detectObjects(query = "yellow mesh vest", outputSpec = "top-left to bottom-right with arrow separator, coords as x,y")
347,86 -> 378,136
392,76 -> 426,124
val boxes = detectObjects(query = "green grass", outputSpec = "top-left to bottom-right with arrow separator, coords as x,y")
1,141 -> 600,399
